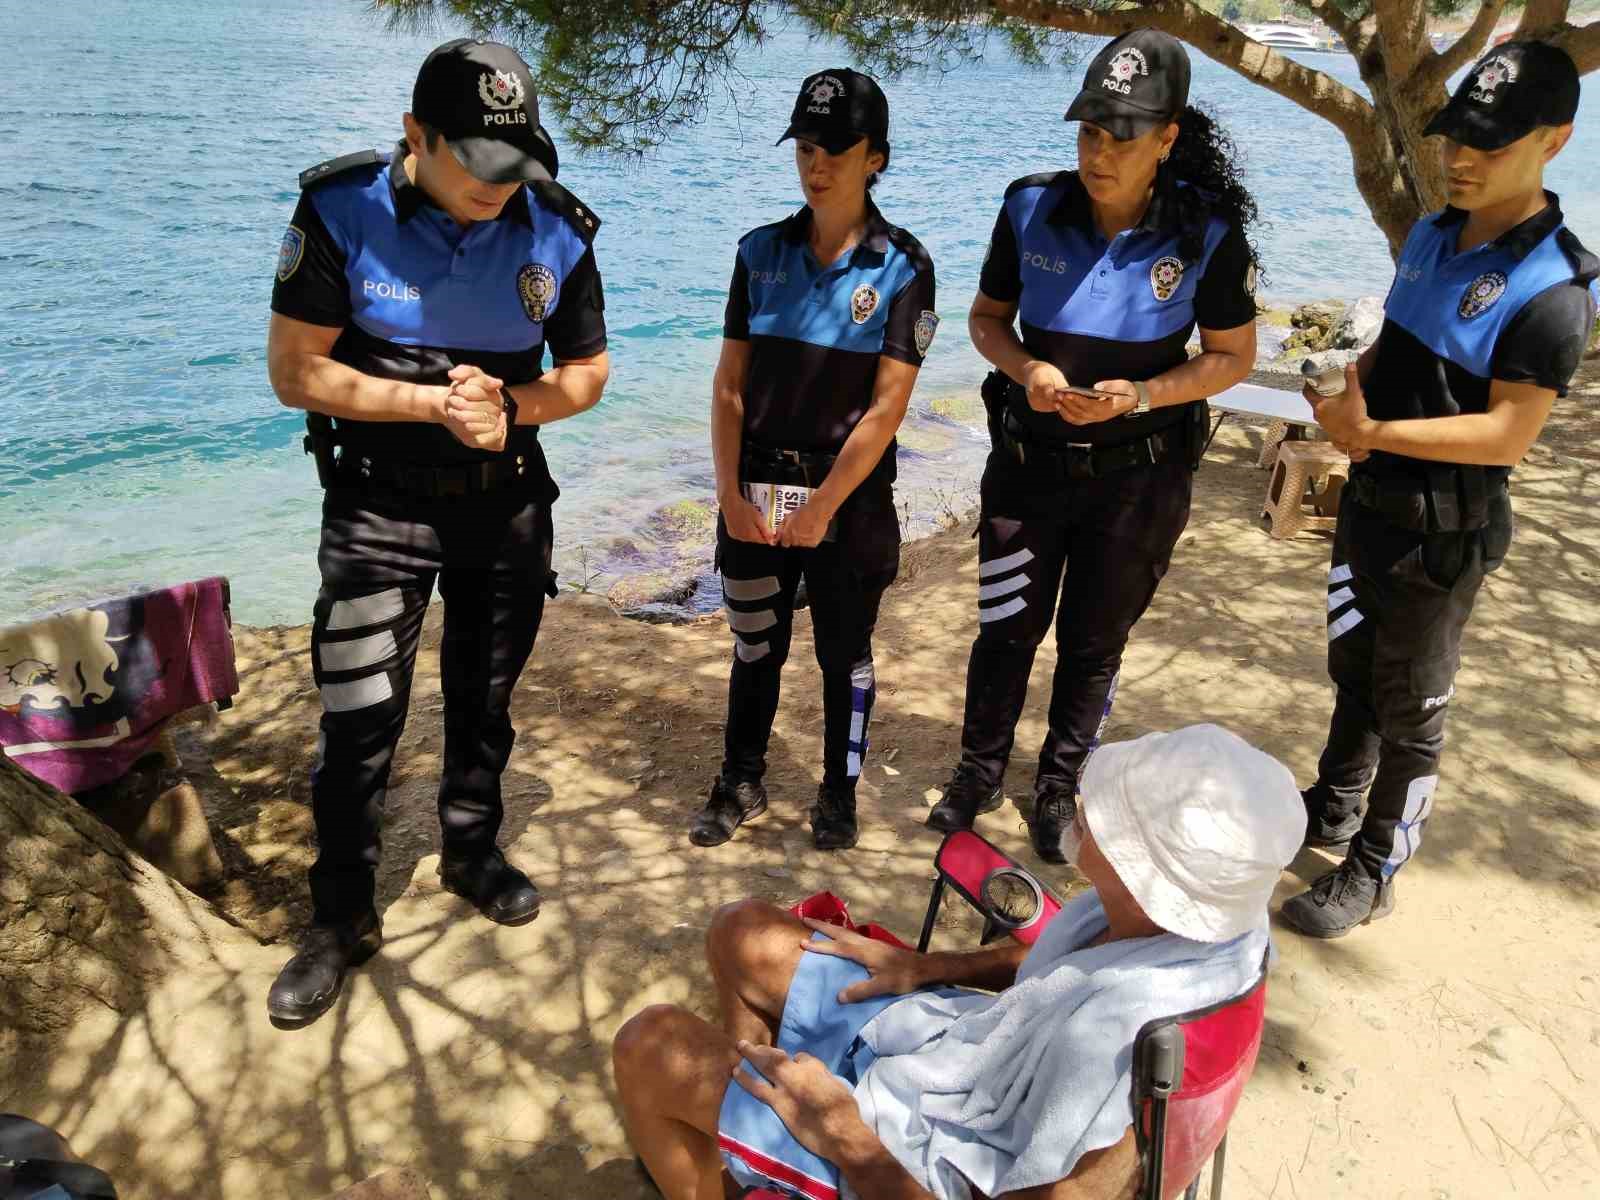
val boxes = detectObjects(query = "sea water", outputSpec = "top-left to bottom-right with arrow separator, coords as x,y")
1,1 -> 1595,623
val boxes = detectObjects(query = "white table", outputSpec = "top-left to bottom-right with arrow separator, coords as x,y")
1203,382 -> 1320,454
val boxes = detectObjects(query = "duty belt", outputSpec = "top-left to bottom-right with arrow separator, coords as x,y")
1000,411 -> 1183,478
1346,470 -> 1506,533
740,441 -> 839,488
337,451 -> 533,499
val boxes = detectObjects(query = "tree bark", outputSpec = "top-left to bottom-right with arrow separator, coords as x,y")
0,755 -> 249,1053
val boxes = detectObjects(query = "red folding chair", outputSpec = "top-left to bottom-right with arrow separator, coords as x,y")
751,831 -> 1266,1200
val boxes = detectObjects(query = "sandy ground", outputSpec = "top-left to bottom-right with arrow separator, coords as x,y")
5,371 -> 1599,1200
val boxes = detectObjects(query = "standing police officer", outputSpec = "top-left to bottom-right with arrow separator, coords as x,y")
691,69 -> 937,852
1285,44 -> 1594,938
265,39 -> 610,1025
926,31 -> 1260,862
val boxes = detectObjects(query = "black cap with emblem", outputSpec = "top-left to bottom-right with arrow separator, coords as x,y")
777,68 -> 890,156
1423,41 -> 1580,151
411,38 -> 560,183
1064,29 -> 1190,141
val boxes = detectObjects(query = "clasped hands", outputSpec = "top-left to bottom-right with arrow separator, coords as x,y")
441,364 -> 511,452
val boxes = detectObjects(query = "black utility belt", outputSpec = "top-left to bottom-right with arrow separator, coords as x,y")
1346,470 -> 1507,534
333,451 -> 536,499
999,411 -> 1186,478
739,442 -> 839,488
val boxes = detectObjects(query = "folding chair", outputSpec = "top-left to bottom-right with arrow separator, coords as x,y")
747,830 -> 1267,1200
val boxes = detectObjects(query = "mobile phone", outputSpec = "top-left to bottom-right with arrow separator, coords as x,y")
1058,385 -> 1116,402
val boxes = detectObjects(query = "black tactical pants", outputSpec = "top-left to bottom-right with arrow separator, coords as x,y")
307,484 -> 554,924
1307,493 -> 1506,882
957,450 -> 1194,797
717,482 -> 900,793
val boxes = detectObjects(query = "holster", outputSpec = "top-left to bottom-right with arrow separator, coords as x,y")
303,413 -> 340,489
1186,398 -> 1211,472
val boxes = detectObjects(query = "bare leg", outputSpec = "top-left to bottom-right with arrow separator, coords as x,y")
613,1004 -> 742,1200
705,899 -> 812,1046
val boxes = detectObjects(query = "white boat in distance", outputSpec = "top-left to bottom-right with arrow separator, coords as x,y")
1239,22 -> 1339,51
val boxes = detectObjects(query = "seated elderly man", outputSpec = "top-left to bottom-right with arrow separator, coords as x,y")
613,724 -> 1305,1200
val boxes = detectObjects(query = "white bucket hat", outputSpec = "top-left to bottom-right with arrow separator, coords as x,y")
1080,724 -> 1306,943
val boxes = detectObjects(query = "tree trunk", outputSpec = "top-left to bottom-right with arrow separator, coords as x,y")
0,755 -> 252,1054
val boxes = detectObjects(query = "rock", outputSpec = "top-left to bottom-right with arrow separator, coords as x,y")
1291,300 -> 1346,333
607,567 -> 700,612
75,759 -> 225,894
647,498 -> 717,542
894,423 -> 956,456
1468,1024 -> 1541,1066
928,391 -> 984,424
1329,296 -> 1384,350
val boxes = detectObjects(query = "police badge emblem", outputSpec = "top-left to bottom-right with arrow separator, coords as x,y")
518,263 -> 558,323
850,283 -> 880,324
277,225 -> 305,283
1150,256 -> 1184,302
1469,55 -> 1516,104
914,311 -> 940,357
1103,48 -> 1148,95
480,69 -> 525,111
1458,271 -> 1507,319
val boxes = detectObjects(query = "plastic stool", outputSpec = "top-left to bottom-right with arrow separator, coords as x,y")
1261,440 -> 1348,538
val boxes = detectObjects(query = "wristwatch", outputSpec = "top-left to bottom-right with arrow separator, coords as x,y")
1131,380 -> 1151,416
501,389 -> 519,430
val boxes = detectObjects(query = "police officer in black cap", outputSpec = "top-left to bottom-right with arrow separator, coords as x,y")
926,30 -> 1261,860
1284,43 -> 1595,938
691,69 -> 937,851
265,38 -> 610,1024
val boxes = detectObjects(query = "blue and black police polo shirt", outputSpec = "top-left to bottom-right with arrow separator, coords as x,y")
979,170 -> 1257,447
1363,192 -> 1597,482
270,143 -> 607,484
723,201 -> 937,456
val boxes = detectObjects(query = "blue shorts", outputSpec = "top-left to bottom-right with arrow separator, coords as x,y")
717,932 -> 904,1200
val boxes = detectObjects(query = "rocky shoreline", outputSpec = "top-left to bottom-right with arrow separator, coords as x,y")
594,294 -> 1397,623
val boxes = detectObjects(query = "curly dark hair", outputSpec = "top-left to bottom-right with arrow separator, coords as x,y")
1161,104 -> 1265,283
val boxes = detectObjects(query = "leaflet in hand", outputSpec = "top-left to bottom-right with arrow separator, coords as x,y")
742,481 -> 814,532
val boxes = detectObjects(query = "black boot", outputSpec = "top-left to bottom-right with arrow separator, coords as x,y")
689,776 -> 768,847
1302,787 -> 1363,851
439,846 -> 542,926
810,783 -> 858,850
1029,785 -> 1077,865
1280,859 -> 1395,939
267,910 -> 382,1028
926,766 -> 1003,833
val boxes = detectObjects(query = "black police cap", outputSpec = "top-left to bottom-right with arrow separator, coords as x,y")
412,38 -> 559,183
1424,41 -> 1580,151
777,69 -> 890,156
1064,29 -> 1190,141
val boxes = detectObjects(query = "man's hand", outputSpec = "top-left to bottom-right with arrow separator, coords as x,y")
1021,360 -> 1070,413
1050,378 -> 1137,425
733,1040 -> 877,1163
1307,364 -> 1378,458
719,489 -> 777,545
777,497 -> 836,549
444,364 -> 507,452
799,918 -> 934,1002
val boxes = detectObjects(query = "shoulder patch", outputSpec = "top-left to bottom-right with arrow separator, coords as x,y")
530,180 -> 600,244
1004,171 -> 1068,200
298,149 -> 384,191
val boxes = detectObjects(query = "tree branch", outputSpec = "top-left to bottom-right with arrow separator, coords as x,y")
1371,0 -> 1432,79
1550,16 -> 1600,73
1430,0 -> 1507,81
987,0 -> 1378,141
1516,0 -> 1569,38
